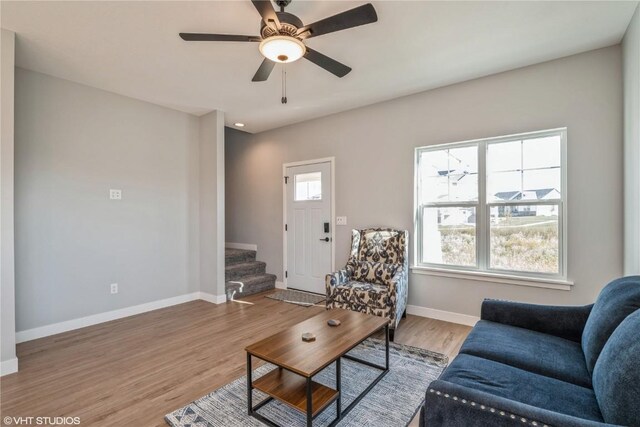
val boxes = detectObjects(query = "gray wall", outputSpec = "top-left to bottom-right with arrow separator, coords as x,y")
1,29 -> 17,371
624,5 -> 640,275
226,46 -> 624,316
15,69 -> 201,331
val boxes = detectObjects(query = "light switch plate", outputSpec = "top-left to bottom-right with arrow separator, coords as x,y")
110,189 -> 122,200
336,216 -> 347,226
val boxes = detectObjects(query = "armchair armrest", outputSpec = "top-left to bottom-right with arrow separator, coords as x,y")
421,380 -> 610,427
481,299 -> 593,343
325,268 -> 350,290
385,266 -> 407,322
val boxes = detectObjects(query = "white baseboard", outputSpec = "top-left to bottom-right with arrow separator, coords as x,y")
406,305 -> 479,327
225,242 -> 258,251
0,357 -> 18,376
275,281 -> 286,289
198,292 -> 227,304
16,292 -> 227,344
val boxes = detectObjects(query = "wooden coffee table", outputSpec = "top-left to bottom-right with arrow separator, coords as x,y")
245,309 -> 390,427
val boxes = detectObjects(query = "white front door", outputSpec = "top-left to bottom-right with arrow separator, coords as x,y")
285,161 -> 332,294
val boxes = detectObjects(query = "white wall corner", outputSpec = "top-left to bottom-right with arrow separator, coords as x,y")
0,357 -> 18,376
406,305 -> 480,327
275,281 -> 286,289
198,292 -> 227,304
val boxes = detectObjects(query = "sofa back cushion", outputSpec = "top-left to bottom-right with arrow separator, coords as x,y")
582,276 -> 640,374
352,260 -> 398,286
592,309 -> 640,425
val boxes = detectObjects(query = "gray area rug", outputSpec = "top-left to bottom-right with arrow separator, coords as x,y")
266,289 -> 326,306
165,338 -> 448,427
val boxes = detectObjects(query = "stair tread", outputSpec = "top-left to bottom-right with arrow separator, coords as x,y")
225,261 -> 266,270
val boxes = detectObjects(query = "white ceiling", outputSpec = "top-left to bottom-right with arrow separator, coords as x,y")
2,1 -> 638,133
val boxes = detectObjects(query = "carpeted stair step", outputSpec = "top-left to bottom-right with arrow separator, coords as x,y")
225,248 -> 256,265
225,261 -> 266,281
226,273 -> 276,298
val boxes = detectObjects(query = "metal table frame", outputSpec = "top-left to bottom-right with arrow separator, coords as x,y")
247,323 -> 390,427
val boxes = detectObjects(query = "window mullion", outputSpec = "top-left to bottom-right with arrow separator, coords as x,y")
478,141 -> 487,270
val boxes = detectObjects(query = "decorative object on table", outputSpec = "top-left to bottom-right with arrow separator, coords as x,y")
165,338 -> 448,427
327,319 -> 341,327
301,332 -> 316,342
266,289 -> 325,306
326,228 -> 409,341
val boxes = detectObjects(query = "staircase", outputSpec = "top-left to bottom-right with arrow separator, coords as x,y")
225,248 -> 276,299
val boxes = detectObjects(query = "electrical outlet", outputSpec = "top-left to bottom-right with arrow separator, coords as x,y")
109,189 -> 122,200
336,216 -> 347,226
110,283 -> 118,294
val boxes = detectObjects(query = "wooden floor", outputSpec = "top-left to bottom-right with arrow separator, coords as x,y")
0,291 -> 471,426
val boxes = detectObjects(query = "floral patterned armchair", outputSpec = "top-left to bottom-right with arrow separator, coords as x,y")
326,228 -> 409,341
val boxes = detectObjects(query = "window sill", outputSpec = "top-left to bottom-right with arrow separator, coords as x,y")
410,266 -> 573,291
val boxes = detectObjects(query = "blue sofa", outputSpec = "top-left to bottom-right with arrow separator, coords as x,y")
420,276 -> 640,427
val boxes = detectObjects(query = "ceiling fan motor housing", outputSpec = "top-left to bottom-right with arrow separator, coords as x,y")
260,12 -> 303,39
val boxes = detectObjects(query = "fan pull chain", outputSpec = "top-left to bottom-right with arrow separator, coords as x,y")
281,64 -> 288,104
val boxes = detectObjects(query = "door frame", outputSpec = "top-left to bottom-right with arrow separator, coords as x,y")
282,157 -> 336,290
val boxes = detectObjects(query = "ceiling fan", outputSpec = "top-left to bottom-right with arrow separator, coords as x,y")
179,0 -> 378,82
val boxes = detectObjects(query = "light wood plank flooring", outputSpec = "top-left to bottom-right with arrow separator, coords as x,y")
1,291 -> 471,426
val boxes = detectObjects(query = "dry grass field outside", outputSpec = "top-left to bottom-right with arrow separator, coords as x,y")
439,216 -> 559,273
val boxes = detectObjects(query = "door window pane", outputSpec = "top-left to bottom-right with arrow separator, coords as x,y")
489,205 -> 559,273
294,172 -> 322,201
422,206 -> 476,267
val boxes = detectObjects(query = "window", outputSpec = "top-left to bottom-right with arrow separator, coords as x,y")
415,128 -> 566,280
294,172 -> 322,201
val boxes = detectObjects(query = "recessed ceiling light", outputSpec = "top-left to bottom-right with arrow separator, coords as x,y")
234,123 -> 245,128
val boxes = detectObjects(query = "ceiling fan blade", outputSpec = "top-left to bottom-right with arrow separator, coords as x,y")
179,33 -> 261,42
251,0 -> 281,30
304,48 -> 351,78
252,58 -> 276,82
297,3 -> 377,39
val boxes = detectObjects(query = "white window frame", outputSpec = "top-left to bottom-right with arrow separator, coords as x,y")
413,128 -> 568,284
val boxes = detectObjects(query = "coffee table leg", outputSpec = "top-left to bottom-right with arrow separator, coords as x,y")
306,377 -> 313,427
385,324 -> 390,370
247,353 -> 253,415
336,357 -> 342,418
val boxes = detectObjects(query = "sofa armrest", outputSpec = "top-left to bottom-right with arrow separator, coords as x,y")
481,299 -> 593,343
421,380 -> 610,427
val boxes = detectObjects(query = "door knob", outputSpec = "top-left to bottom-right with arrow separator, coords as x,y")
319,237 -> 331,242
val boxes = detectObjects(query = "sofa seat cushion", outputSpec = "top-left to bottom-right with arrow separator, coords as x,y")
440,354 -> 604,423
331,280 -> 389,308
439,354 -> 603,422
459,320 -> 592,388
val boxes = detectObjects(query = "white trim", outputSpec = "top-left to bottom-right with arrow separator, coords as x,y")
406,305 -> 479,327
225,242 -> 258,251
275,281 -> 287,289
0,358 -> 18,376
411,266 -> 573,290
15,292 -> 227,344
198,292 -> 227,304
282,157 -> 336,287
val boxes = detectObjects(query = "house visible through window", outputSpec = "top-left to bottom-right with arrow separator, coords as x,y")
415,128 -> 566,279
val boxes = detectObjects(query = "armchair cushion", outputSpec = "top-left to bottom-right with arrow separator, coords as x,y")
439,354 -> 604,423
352,260 -> 398,286
459,320 -> 592,388
357,229 -> 405,264
330,280 -> 389,313
582,276 -> 640,374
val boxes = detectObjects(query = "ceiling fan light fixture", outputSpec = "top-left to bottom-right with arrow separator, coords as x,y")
259,35 -> 305,63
